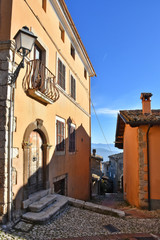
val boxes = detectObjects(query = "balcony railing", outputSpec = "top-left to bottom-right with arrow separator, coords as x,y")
23,60 -> 59,105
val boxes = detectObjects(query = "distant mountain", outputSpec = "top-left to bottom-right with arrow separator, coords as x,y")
91,143 -> 123,162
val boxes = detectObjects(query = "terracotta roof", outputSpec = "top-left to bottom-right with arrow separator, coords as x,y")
120,110 -> 160,126
115,109 -> 160,149
108,152 -> 123,160
91,154 -> 103,161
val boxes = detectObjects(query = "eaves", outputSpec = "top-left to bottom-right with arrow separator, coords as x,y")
49,0 -> 96,77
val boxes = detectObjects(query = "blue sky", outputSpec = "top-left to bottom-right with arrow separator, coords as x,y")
65,0 -> 160,144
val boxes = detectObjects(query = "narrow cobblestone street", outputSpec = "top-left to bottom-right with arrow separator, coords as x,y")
0,202 -> 160,240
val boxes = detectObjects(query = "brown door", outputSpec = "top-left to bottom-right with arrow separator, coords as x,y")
28,131 -> 43,194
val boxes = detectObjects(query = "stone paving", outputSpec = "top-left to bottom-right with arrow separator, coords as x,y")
0,205 -> 160,240
92,193 -> 160,219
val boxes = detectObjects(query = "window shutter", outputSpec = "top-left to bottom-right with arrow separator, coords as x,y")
69,124 -> 75,152
62,65 -> 65,90
56,120 -> 65,151
58,59 -> 61,86
71,75 -> 76,100
71,76 -> 73,98
73,78 -> 76,100
58,59 -> 65,90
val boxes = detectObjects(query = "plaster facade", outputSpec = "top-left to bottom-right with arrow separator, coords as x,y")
0,0 -> 95,223
107,153 -> 123,193
117,114 -> 160,209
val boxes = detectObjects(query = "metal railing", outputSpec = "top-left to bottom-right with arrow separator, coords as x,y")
23,59 -> 59,102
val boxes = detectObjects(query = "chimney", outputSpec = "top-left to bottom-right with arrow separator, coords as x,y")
140,93 -> 152,114
93,149 -> 96,156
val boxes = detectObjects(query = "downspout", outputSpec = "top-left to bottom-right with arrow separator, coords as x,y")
8,84 -> 13,221
146,125 -> 152,211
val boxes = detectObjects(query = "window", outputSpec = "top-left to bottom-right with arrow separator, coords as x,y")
42,0 -> 47,12
71,44 -> 75,60
84,68 -> 87,79
34,44 -> 42,61
70,75 -> 76,100
32,44 -> 44,89
69,124 -> 75,152
59,23 -> 65,42
56,119 -> 65,152
58,58 -> 66,90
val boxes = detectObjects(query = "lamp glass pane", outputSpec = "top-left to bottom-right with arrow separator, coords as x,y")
20,32 -> 35,51
15,33 -> 22,52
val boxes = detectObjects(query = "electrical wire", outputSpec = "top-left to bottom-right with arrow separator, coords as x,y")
77,76 -> 113,153
91,100 -> 113,153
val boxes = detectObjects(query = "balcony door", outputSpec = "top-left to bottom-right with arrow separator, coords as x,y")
28,131 -> 44,194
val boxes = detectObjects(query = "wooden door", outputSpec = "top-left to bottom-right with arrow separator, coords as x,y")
28,131 -> 43,194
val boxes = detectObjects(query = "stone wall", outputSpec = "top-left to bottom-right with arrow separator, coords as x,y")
0,40 -> 14,223
138,127 -> 148,209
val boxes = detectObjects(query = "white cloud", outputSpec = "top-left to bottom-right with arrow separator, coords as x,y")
95,108 -> 119,116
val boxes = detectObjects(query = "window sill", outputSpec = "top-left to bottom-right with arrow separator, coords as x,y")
69,151 -> 76,155
55,150 -> 65,156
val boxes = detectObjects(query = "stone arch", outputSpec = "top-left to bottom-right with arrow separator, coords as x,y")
22,119 -> 51,199
23,119 -> 49,144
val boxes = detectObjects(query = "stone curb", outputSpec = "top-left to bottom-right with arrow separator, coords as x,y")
66,197 -> 125,217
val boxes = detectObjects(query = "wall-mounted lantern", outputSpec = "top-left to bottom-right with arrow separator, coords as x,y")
11,26 -> 37,84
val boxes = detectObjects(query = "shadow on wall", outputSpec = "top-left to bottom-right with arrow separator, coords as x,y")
1,118 -> 91,226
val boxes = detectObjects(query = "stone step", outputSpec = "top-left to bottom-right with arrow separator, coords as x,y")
29,194 -> 57,212
67,197 -> 125,217
22,195 -> 68,224
22,189 -> 51,209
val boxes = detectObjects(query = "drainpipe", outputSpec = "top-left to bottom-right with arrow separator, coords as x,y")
8,84 -> 13,222
146,125 -> 152,211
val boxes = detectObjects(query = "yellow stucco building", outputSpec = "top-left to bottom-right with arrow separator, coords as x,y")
0,0 -> 96,223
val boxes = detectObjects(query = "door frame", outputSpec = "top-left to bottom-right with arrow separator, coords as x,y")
22,119 -> 51,200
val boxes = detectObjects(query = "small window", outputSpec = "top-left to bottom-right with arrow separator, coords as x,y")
42,0 -> 47,12
71,44 -> 75,60
56,120 -> 65,151
69,124 -> 75,152
59,23 -> 65,42
33,44 -> 44,89
70,75 -> 76,100
58,58 -> 66,90
34,44 -> 42,61
84,68 -> 87,79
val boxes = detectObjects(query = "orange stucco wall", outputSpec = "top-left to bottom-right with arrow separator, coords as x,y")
123,124 -> 160,209
0,0 -> 93,211
10,0 -> 90,111
123,124 -> 139,207
148,126 -> 160,202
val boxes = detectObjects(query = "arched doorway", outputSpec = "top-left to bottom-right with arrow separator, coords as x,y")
28,131 -> 43,195
23,119 -> 51,199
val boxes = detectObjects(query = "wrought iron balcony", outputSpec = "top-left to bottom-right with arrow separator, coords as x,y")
23,60 -> 59,105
